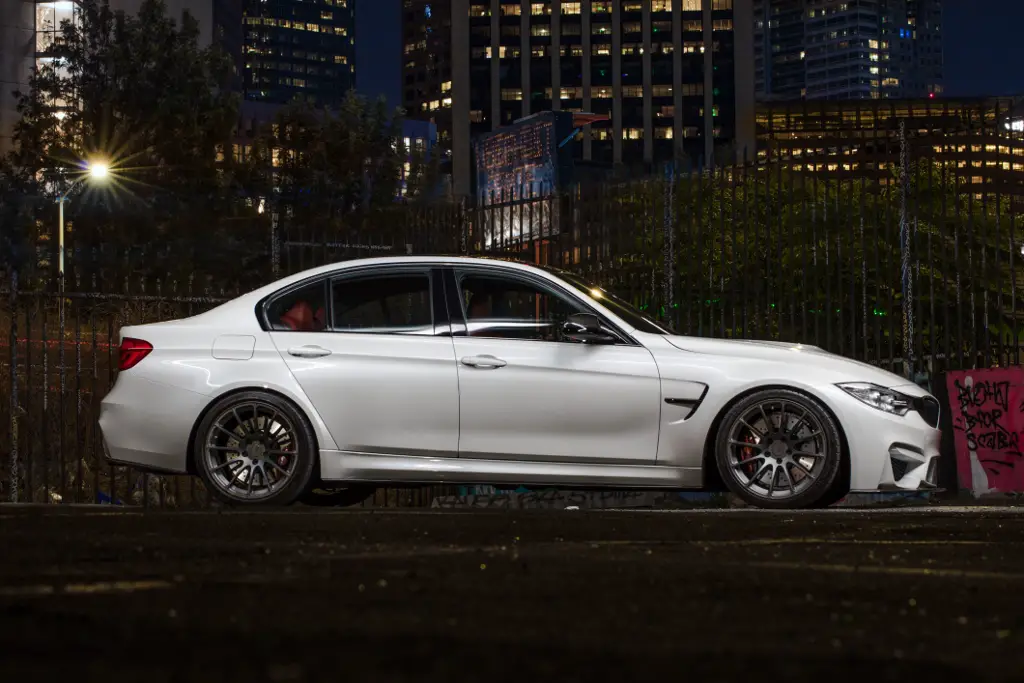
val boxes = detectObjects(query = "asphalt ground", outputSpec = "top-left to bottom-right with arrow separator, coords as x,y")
3,506 -> 1024,683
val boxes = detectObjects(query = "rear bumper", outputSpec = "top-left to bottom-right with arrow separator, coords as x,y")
98,375 -> 211,474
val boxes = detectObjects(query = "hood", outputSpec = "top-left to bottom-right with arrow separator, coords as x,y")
662,335 -> 926,394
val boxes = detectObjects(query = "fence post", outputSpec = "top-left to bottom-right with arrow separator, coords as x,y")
662,161 -> 675,321
8,266 -> 19,502
270,203 -> 280,279
899,120 -> 914,379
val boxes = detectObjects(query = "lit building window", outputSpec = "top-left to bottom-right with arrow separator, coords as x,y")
562,2 -> 581,14
501,89 -> 523,100
623,128 -> 643,140
441,80 -> 452,92
655,127 -> 673,139
501,4 -> 521,15
531,3 -> 549,15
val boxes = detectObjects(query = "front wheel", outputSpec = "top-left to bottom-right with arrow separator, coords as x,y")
194,391 -> 318,506
714,389 -> 844,509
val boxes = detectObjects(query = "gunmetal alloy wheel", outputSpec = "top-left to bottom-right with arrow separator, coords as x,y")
715,389 -> 843,509
194,391 -> 318,506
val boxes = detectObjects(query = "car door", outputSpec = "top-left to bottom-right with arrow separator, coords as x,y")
266,265 -> 460,458
445,266 -> 662,464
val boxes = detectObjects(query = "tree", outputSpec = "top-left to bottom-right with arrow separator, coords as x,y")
5,0 -> 260,291
243,92 -> 437,272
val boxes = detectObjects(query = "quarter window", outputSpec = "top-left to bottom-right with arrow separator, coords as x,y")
331,273 -> 433,334
267,281 -> 329,332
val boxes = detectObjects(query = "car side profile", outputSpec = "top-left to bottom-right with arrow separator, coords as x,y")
98,256 -> 942,509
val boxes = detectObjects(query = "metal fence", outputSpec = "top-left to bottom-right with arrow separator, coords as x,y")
2,118 -> 1023,505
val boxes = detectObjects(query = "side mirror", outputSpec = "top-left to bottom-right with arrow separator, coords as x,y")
563,313 -> 615,344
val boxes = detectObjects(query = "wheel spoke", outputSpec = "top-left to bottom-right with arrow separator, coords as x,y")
731,454 -> 765,469
738,418 -> 765,439
246,468 -> 255,497
793,430 -> 823,445
758,404 -> 774,431
231,407 -> 250,434
208,445 -> 241,453
228,464 -> 248,488
263,410 -> 280,439
262,465 -> 274,492
266,459 -> 290,476
746,461 -> 772,488
215,425 -> 241,441
728,438 -> 763,450
792,460 -> 817,481
211,458 -> 242,473
767,465 -> 778,496
787,410 -> 810,439
779,464 -> 796,492
792,450 -> 825,459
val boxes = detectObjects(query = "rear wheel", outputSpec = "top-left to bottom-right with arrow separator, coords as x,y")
194,391 -> 318,506
714,389 -> 843,509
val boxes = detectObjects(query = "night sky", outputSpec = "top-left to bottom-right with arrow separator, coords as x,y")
355,0 -> 1023,112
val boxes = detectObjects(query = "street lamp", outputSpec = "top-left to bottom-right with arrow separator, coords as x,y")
56,160 -> 110,333
56,160 -> 109,282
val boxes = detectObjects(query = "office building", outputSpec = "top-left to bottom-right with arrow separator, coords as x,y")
757,97 -> 1024,196
242,0 -> 355,108
403,0 -> 757,197
754,0 -> 943,101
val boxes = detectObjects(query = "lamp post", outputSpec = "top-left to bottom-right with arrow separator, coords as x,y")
56,161 -> 108,333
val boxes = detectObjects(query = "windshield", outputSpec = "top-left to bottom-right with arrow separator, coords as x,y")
539,266 -> 675,335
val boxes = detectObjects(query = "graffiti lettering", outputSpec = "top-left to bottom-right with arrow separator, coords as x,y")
947,370 -> 1024,496
955,379 -> 1010,413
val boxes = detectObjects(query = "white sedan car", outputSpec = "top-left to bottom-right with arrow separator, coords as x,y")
98,256 -> 942,509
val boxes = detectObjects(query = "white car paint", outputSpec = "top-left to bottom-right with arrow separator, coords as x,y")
97,255 -> 942,507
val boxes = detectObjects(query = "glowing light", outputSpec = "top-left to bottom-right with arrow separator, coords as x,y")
88,162 -> 109,179
590,288 -> 603,299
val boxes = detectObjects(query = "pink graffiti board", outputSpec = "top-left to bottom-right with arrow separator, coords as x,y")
946,368 -> 1024,495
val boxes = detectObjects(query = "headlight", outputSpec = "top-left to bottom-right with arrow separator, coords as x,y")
837,382 -> 912,416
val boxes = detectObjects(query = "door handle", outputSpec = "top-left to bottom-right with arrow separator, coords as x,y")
287,345 -> 332,358
461,354 -> 507,369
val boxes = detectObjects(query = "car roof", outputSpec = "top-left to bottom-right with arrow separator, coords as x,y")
236,255 -> 561,304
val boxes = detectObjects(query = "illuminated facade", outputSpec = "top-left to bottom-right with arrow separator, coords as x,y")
756,97 -> 1024,196
403,0 -> 757,197
242,0 -> 355,107
754,0 -> 944,101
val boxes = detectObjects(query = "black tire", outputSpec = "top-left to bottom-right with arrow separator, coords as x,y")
298,485 -> 376,507
193,391 -> 318,507
714,388 -> 844,510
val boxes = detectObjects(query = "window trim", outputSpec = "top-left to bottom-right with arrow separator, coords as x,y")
257,263 -> 451,336
443,265 -> 639,346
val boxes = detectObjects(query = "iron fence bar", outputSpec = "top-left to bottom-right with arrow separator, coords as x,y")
8,267 -> 19,502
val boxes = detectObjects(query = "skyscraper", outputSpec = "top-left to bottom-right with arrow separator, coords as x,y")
754,0 -> 943,101
242,0 -> 355,107
403,0 -> 756,197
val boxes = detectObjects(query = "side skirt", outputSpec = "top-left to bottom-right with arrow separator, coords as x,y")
319,450 -> 703,489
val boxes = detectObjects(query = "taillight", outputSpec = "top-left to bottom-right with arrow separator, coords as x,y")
118,338 -> 153,371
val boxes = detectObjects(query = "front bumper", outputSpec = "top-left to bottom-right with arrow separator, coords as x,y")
823,385 -> 943,492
